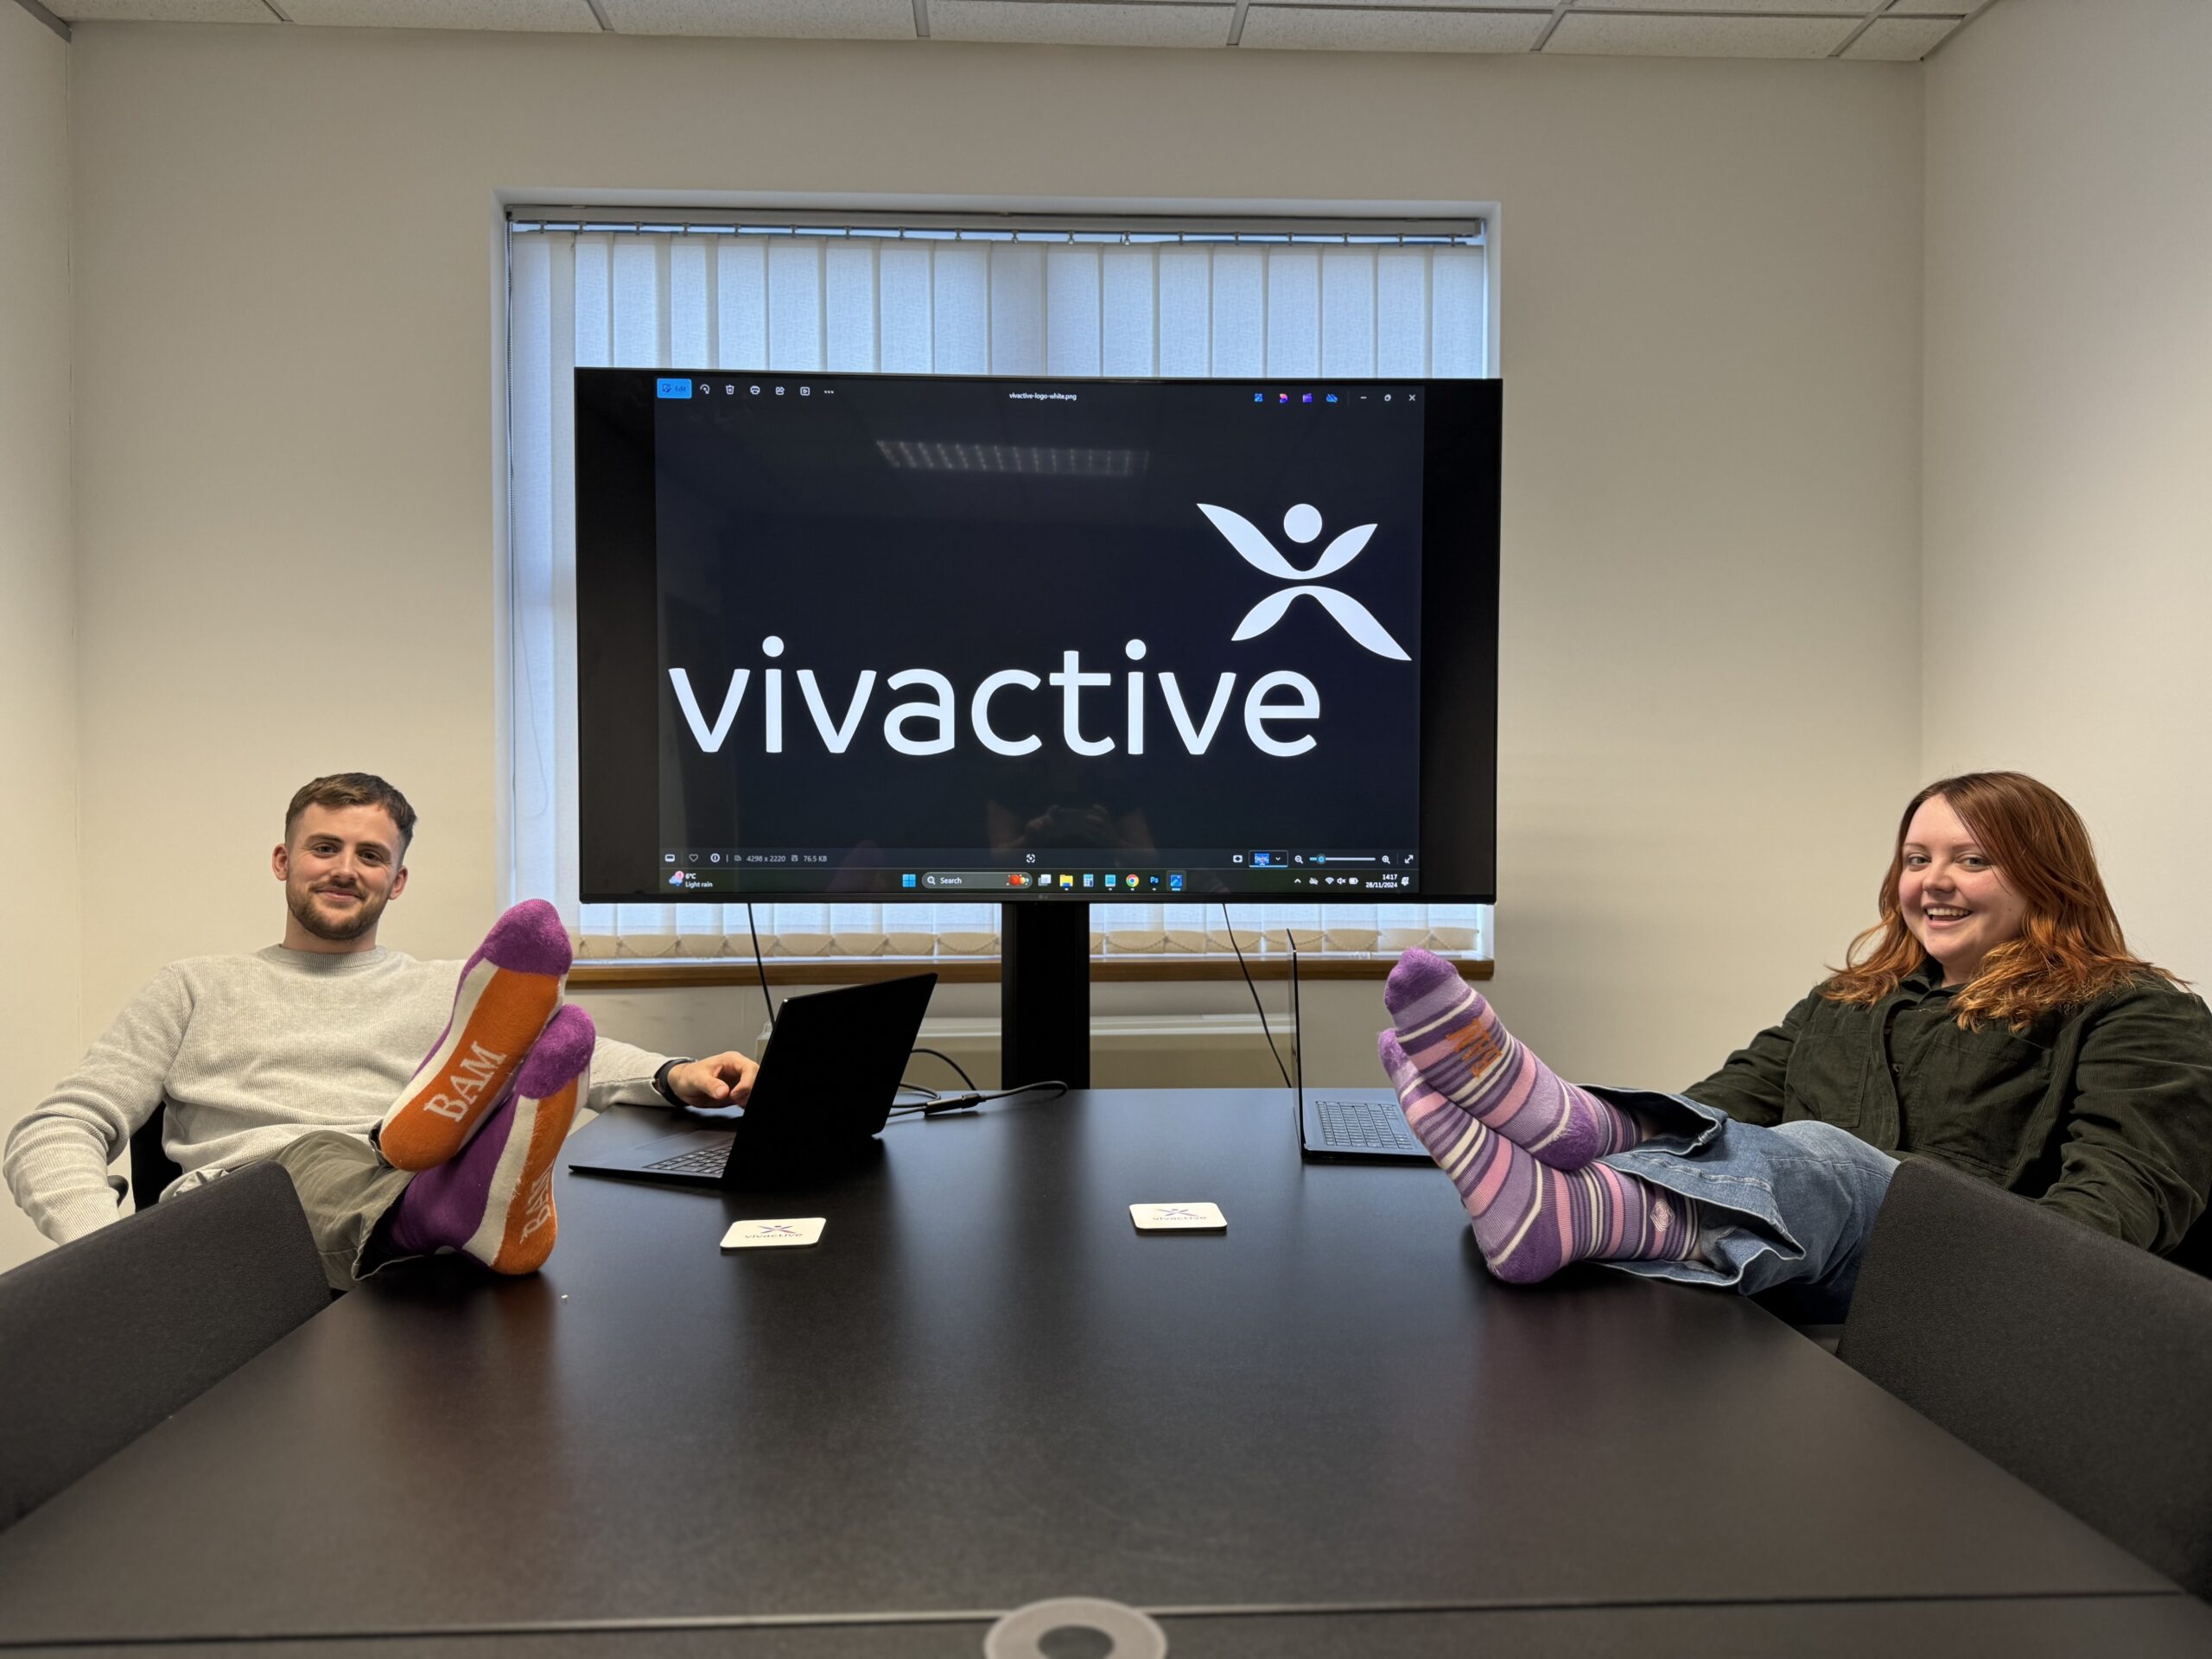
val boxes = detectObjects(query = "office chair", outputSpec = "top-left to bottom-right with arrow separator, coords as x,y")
0,1161 -> 331,1531
1838,1157 -> 2212,1600
127,1101 -> 182,1210
2171,1204 -> 2212,1280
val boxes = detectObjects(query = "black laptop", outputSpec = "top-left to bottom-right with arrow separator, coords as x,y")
568,972 -> 937,1185
1291,947 -> 1430,1164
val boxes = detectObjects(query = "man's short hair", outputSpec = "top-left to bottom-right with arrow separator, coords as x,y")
284,773 -> 417,855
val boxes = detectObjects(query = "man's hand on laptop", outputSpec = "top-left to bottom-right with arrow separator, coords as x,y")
665,1052 -> 760,1109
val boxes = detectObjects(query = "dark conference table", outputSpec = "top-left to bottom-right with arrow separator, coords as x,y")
1,1090 -> 2206,1656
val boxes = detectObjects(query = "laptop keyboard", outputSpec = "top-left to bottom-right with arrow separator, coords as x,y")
644,1137 -> 735,1176
1314,1097 -> 1421,1152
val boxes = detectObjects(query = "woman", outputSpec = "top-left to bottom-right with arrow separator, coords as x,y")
1381,772 -> 2212,1319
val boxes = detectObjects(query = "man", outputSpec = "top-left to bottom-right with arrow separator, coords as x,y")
3,773 -> 758,1289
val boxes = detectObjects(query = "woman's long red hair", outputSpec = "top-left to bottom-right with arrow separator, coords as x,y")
1824,772 -> 2181,1030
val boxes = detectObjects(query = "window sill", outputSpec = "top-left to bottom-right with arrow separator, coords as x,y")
569,955 -> 1493,989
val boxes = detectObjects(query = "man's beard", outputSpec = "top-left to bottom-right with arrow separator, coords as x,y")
289,883 -> 386,943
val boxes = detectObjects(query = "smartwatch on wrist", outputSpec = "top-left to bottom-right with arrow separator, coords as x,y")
652,1058 -> 690,1106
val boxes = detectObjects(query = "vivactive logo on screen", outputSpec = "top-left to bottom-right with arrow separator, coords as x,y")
1198,501 -> 1408,661
667,499 -> 1409,761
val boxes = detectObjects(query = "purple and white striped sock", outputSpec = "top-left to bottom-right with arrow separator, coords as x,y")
1380,1033 -> 1696,1285
1384,948 -> 1641,1169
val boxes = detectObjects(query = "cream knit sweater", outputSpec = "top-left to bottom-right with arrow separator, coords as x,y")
3,946 -> 670,1244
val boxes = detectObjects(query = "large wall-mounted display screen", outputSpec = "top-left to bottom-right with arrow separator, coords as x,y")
575,371 -> 1498,905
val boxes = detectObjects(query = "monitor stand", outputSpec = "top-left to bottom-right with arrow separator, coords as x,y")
1001,902 -> 1090,1090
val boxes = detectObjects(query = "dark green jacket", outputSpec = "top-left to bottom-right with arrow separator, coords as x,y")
1681,962 -> 2212,1255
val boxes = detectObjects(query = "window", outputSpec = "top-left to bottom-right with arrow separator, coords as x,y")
506,210 -> 1491,963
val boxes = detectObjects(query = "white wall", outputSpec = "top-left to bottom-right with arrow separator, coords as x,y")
0,2 -> 81,1274
33,23 -> 1925,1273
1923,0 -> 2212,989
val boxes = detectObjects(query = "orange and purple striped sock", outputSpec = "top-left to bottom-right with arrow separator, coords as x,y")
1384,948 -> 1640,1170
378,899 -> 569,1172
1381,1032 -> 1696,1284
387,1004 -> 594,1276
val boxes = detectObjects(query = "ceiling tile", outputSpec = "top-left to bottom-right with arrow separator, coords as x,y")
1254,0 -> 1550,9
52,0 -> 277,19
1576,0 -> 1872,11
1545,12 -> 1855,57
930,2 -> 1233,48
597,0 -> 917,35
1887,0 -> 1976,13
1841,15 -> 1956,57
281,0 -> 601,29
1242,7 -> 1548,52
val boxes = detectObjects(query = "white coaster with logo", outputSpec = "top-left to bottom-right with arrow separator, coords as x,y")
721,1217 -> 827,1250
1129,1202 -> 1227,1233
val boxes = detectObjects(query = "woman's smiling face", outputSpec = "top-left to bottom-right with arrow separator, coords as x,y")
1898,792 -> 2029,987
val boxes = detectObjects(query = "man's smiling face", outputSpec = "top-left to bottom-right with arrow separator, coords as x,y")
274,804 -> 409,951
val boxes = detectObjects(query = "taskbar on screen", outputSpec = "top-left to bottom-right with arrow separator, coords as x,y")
648,848 -> 1420,899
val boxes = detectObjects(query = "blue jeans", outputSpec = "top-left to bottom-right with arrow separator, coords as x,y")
1583,1090 -> 1899,1324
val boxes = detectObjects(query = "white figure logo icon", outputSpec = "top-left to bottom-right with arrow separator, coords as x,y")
1197,502 -> 1410,661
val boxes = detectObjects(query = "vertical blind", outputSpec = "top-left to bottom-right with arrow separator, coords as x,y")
507,218 -> 1491,961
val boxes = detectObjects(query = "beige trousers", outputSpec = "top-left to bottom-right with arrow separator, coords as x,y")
264,1130 -> 415,1292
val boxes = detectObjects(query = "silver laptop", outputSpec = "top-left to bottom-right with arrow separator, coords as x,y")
1291,946 -> 1429,1164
